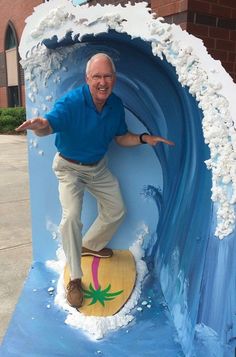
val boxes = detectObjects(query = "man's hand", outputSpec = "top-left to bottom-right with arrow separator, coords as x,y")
115,132 -> 175,147
15,117 -> 52,136
143,134 -> 175,146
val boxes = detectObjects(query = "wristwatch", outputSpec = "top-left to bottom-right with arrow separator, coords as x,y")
139,132 -> 149,144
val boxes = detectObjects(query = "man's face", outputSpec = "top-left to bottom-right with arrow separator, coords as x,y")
86,57 -> 116,109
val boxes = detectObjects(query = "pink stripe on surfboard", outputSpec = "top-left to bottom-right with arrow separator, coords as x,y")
92,256 -> 100,290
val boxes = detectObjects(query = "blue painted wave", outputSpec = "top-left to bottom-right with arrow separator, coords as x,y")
1,30 -> 235,357
30,31 -> 235,355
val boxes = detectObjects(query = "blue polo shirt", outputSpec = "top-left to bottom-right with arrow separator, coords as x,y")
45,84 -> 128,163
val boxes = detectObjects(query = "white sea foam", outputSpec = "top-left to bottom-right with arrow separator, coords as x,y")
19,1 -> 236,238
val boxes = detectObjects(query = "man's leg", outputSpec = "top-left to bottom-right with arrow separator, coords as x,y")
59,181 -> 84,280
83,159 -> 126,252
53,154 -> 85,279
53,154 -> 85,308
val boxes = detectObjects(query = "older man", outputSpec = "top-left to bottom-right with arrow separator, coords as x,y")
16,53 -> 174,308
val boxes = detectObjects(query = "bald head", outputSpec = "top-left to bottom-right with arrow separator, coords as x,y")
86,53 -> 116,76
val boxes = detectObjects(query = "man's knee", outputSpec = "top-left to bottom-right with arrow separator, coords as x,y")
61,205 -> 82,227
114,202 -> 126,222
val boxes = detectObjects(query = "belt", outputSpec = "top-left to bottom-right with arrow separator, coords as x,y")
59,153 -> 100,166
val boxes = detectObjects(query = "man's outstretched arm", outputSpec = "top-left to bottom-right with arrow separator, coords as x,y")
115,132 -> 175,147
15,117 -> 53,137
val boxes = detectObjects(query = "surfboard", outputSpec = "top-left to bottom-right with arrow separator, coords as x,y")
64,250 -> 136,316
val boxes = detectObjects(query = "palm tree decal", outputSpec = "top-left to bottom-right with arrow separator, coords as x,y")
82,256 -> 123,306
83,283 -> 123,306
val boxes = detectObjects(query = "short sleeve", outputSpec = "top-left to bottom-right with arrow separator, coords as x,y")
45,96 -> 72,133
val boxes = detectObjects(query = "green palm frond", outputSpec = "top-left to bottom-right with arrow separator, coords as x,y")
82,283 -> 123,306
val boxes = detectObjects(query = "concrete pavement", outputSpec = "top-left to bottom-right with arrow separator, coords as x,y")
0,135 -> 32,344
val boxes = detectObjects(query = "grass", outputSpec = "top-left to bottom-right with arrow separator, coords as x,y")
0,107 -> 26,134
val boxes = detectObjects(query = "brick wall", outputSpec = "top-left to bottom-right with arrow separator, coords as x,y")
152,0 -> 188,28
0,0 -> 42,52
187,0 -> 236,82
0,86 -> 8,107
150,0 -> 236,81
152,0 -> 188,17
0,0 -> 42,107
0,52 -> 7,87
20,85 -> 25,108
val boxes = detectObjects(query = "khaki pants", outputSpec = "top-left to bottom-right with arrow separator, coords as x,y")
52,153 -> 126,279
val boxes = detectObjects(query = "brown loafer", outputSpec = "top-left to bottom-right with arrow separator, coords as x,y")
66,279 -> 83,308
82,247 -> 113,258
